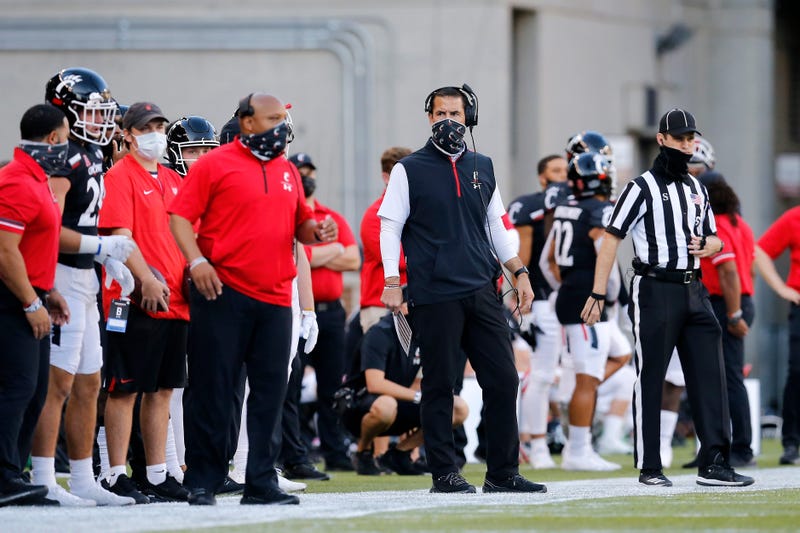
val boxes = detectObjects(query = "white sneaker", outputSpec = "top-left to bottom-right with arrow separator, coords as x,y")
660,443 -> 674,469
529,447 -> 557,469
561,449 -> 622,471
70,481 -> 136,506
597,438 -> 633,455
278,474 -> 307,493
46,484 -> 96,507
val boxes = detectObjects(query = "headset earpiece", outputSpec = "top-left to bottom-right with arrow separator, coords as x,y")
237,93 -> 255,118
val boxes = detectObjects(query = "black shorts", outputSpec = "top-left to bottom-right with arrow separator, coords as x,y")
104,304 -> 187,393
342,393 -> 421,437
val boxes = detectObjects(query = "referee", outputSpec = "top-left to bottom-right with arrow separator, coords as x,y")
581,108 -> 753,488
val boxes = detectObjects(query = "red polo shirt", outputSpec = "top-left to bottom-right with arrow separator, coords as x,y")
758,206 -> 800,292
169,141 -> 313,306
700,213 -> 755,297
99,154 -> 189,320
360,192 -> 406,307
0,148 -> 61,291
304,200 -> 356,303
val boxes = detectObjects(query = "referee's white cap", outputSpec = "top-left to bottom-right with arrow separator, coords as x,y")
658,108 -> 701,136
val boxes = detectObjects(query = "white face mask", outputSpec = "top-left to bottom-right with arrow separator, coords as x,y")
134,132 -> 167,161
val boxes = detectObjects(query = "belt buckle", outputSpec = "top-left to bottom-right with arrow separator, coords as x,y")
683,271 -> 693,284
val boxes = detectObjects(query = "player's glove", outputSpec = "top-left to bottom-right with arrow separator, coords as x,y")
300,310 -> 319,353
95,235 -> 136,263
103,257 -> 135,298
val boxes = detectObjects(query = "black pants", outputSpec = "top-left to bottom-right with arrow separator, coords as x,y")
278,351 -> 310,467
629,276 -> 730,470
301,300 -> 348,464
0,286 -> 49,485
710,294 -> 755,459
183,286 -> 291,495
411,283 -> 519,480
784,304 -> 800,448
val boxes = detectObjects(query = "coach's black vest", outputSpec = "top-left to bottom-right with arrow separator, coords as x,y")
400,140 -> 500,305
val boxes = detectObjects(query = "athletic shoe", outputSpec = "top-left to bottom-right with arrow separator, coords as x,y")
0,478 -> 48,507
216,476 -> 244,495
241,487 -> 299,505
378,445 -> 424,476
697,463 -> 755,487
141,474 -> 189,502
43,483 -> 95,507
660,443 -> 674,469
430,472 -> 476,493
412,457 -> 430,473
101,474 -> 149,504
277,474 -> 306,493
282,462 -> 330,481
779,445 -> 799,465
561,449 -> 621,471
597,437 -> 633,455
639,469 -> 673,487
188,488 -> 216,506
325,456 -> 355,472
355,450 -> 382,476
483,474 -> 547,493
528,447 -> 557,470
70,481 -> 135,506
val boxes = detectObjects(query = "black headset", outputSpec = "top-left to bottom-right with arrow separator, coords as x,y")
237,93 -> 255,118
424,84 -> 479,128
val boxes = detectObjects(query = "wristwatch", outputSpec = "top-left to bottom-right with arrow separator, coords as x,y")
514,266 -> 529,278
24,297 -> 43,313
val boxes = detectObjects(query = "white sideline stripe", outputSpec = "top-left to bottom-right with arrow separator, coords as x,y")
1,468 -> 797,532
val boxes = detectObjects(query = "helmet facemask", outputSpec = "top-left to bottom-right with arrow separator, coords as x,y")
170,139 -> 220,176
68,91 -> 117,146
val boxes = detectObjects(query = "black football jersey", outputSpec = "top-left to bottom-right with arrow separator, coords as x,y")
507,181 -> 571,300
55,140 -> 105,269
553,196 -> 613,324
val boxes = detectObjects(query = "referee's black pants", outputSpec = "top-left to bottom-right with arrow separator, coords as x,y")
710,294 -> 755,460
0,286 -> 50,486
183,285 -> 291,496
411,283 -> 519,480
629,276 -> 731,470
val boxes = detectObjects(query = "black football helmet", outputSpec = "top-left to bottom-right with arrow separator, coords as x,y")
567,152 -> 613,198
565,130 -> 612,161
166,116 -> 219,175
45,68 -> 117,146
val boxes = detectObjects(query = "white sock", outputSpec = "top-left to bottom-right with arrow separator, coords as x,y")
169,388 -> 186,466
568,425 -> 590,455
30,456 -> 56,487
232,381 -> 250,475
660,410 -> 679,448
68,457 -> 95,491
146,463 -> 167,486
530,437 -> 549,454
108,465 -> 127,486
165,418 -> 183,483
97,426 -> 110,480
602,415 -> 625,443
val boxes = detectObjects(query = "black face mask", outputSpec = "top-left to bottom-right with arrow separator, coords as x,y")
431,119 -> 466,155
239,121 -> 289,161
302,175 -> 317,198
19,140 -> 70,175
657,144 -> 693,180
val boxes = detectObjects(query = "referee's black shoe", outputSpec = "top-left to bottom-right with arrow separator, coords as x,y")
696,454 -> 754,487
483,474 -> 547,493
241,487 -> 300,505
282,462 -> 330,481
639,469 -> 673,487
430,472 -> 476,493
187,488 -> 216,506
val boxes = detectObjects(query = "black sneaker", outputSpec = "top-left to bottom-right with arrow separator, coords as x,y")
217,476 -> 244,494
187,488 -> 216,506
413,456 -> 430,474
0,478 -> 49,507
378,445 -> 424,476
483,474 -> 547,493
141,475 -> 189,502
101,474 -> 149,504
355,450 -> 382,476
639,469 -> 673,487
779,445 -> 799,465
697,462 -> 754,487
282,462 -> 330,481
241,487 -> 299,505
325,456 -> 355,472
430,472 -> 476,493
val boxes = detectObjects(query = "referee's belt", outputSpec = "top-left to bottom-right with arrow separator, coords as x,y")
637,267 -> 700,284
315,300 -> 342,312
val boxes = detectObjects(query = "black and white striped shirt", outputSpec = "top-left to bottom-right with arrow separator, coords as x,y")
605,171 -> 715,270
